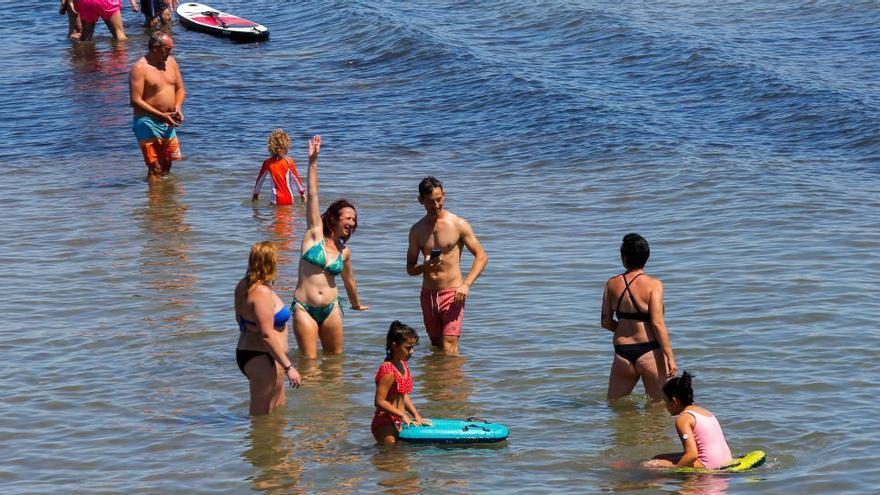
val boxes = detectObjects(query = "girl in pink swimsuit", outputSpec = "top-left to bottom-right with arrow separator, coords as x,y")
643,371 -> 734,470
371,321 -> 432,444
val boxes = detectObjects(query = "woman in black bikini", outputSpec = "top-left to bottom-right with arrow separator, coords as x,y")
601,233 -> 677,402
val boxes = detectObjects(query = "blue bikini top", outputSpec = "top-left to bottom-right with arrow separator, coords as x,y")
238,305 -> 291,332
302,239 -> 344,276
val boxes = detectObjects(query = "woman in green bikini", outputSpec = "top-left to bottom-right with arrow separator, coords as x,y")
292,135 -> 368,358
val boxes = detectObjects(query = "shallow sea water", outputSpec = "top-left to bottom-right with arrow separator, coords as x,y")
1,1 -> 879,493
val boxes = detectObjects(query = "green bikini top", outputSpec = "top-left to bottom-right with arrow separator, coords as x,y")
302,239 -> 344,275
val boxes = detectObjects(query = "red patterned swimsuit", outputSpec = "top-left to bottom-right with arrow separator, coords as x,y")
371,360 -> 414,433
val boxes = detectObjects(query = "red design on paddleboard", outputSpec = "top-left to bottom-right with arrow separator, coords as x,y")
191,15 -> 256,26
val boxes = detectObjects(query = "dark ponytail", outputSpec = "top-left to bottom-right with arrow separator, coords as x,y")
384,320 -> 419,361
663,371 -> 694,406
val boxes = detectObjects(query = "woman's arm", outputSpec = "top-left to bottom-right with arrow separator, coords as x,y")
649,281 -> 677,377
302,136 -> 323,249
252,286 -> 301,387
341,249 -> 368,310
673,413 -> 700,467
374,373 -> 412,424
600,281 -> 617,332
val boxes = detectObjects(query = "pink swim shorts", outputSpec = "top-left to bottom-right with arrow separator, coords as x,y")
420,287 -> 464,341
77,0 -> 122,23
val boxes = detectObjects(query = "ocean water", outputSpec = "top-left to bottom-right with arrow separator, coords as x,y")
1,1 -> 878,493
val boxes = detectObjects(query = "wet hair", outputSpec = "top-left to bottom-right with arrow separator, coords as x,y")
663,371 -> 694,406
246,241 -> 278,288
267,128 -> 290,156
322,199 -> 358,239
620,233 -> 650,269
418,176 -> 443,198
148,31 -> 170,50
384,320 -> 419,361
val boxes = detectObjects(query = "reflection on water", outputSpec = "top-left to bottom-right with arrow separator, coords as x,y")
418,354 -> 473,417
243,414 -> 304,495
67,41 -> 130,129
137,177 -> 195,329
371,444 -> 421,495
606,399 -> 670,449
251,205 -> 301,280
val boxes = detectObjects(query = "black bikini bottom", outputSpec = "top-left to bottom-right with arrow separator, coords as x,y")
614,341 -> 660,366
236,349 -> 274,376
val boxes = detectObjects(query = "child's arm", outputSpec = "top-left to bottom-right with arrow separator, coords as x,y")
403,395 -> 431,426
374,372 -> 412,425
252,160 -> 270,201
286,158 -> 306,202
673,413 -> 700,467
130,0 -> 139,12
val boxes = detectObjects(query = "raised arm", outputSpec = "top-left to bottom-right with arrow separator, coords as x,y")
302,135 -> 322,249
453,218 -> 488,305
649,281 -> 677,378
341,249 -> 368,310
601,281 -> 618,332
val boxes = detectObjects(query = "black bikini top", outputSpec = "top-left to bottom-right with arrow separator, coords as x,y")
615,273 -> 650,322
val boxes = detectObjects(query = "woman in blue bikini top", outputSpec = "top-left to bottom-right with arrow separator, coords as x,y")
234,241 -> 302,416
291,135 -> 368,359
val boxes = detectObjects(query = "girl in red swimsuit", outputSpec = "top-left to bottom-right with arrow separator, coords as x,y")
372,321 -> 432,443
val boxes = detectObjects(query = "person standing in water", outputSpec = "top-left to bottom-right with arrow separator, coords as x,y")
372,321 -> 431,444
291,135 -> 368,358
129,32 -> 185,181
235,242 -> 302,416
406,177 -> 488,355
601,233 -> 677,401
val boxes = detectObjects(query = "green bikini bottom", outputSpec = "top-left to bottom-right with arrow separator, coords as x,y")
291,296 -> 344,326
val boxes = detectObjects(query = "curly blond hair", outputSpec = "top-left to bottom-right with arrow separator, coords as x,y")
246,241 -> 278,288
267,128 -> 291,156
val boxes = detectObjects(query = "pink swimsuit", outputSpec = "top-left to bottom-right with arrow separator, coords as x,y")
684,409 -> 733,469
77,0 -> 122,23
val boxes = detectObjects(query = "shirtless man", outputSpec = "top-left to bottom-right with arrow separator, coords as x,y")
407,177 -> 488,355
129,32 -> 185,180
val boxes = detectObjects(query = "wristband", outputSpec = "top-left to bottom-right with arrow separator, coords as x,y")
283,363 -> 294,372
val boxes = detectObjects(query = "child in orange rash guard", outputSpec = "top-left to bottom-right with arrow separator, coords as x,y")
372,321 -> 432,444
252,129 -> 305,205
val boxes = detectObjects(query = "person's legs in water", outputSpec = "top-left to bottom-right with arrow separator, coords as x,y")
244,354 -> 285,416
420,288 -> 463,355
104,9 -> 127,40
371,413 -> 401,444
607,352 -> 640,400
636,347 -> 667,402
293,305 -> 319,359
317,305 -> 343,355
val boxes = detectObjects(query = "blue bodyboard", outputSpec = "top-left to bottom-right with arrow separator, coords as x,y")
399,418 -> 509,444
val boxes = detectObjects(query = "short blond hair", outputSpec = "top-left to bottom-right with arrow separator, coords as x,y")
246,241 -> 278,287
267,129 -> 291,156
